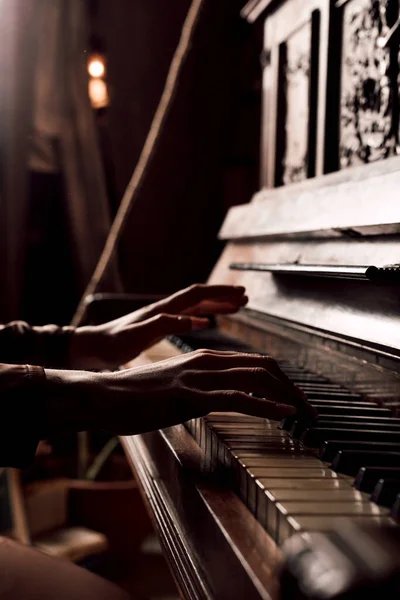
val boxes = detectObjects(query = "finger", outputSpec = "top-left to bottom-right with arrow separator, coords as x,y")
208,390 -> 297,420
189,352 -> 307,407
190,350 -> 293,380
184,295 -> 248,310
191,367 -> 300,406
182,297 -> 248,316
188,349 -> 279,369
179,284 -> 246,300
165,284 -> 247,312
211,353 -> 313,415
254,357 -> 315,415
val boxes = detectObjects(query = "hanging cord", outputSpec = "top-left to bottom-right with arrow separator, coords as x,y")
71,0 -> 205,327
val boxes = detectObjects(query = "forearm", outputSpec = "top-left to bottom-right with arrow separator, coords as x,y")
0,364 -> 99,467
43,369 -> 189,437
0,347 -> 312,469
45,367 -> 200,438
0,321 -> 75,368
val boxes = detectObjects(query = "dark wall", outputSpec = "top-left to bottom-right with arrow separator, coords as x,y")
93,0 -> 261,294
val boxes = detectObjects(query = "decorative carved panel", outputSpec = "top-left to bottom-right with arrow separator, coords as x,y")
282,23 -> 312,184
340,0 -> 399,168
260,0 -> 330,188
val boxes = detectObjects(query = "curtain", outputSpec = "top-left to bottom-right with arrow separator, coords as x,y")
0,0 -> 121,322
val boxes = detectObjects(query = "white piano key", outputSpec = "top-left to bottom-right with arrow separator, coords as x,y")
280,515 -> 397,544
262,489 -> 366,539
238,457 -> 321,469
244,465 -> 346,514
275,501 -> 389,545
255,474 -> 353,527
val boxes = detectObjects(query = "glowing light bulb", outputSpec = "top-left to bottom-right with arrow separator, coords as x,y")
88,58 -> 105,78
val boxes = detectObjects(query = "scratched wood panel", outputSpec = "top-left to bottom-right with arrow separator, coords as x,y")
261,0 -> 330,187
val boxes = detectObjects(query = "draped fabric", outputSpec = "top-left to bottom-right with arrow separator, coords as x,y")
0,2 -> 38,322
0,0 -> 121,322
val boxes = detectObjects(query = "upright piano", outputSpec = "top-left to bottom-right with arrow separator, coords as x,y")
121,0 -> 400,598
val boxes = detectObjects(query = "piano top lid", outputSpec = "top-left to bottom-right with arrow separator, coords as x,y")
210,156 -> 400,362
219,156 -> 400,241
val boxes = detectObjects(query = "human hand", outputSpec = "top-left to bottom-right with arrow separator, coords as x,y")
48,350 -> 313,437
130,283 -> 248,320
69,284 -> 248,369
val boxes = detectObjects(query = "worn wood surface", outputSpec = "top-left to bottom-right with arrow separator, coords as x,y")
220,155 -> 400,240
261,0 -> 330,186
122,423 -> 282,600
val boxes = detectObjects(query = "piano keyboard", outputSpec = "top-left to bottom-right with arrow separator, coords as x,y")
168,330 -> 400,545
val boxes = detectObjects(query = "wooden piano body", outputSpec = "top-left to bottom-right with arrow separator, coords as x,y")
122,155 -> 400,600
121,0 -> 400,598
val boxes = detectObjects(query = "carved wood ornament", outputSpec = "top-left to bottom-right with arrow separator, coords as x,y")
340,0 -> 400,167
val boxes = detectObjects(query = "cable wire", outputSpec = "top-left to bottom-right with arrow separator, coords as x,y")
71,0 -> 205,327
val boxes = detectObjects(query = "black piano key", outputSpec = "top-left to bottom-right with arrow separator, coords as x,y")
291,415 -> 400,438
311,405 -> 392,418
331,451 -> 400,476
371,479 -> 400,507
317,415 -> 400,427
281,406 -> 388,435
290,421 -> 313,439
321,440 -> 400,462
355,467 -> 400,492
301,428 -> 400,448
293,418 -> 400,442
280,413 -> 316,432
305,391 -> 361,400
311,400 -> 381,408
312,420 -> 400,432
280,415 -> 298,432
279,370 -> 310,376
288,380 -> 327,388
391,493 -> 400,521
296,384 -> 345,391
286,374 -> 327,382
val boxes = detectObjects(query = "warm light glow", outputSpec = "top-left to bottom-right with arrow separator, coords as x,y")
376,36 -> 386,49
88,58 -> 105,78
89,78 -> 109,109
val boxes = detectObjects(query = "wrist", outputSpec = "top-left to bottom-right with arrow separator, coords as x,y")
43,369 -> 102,437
